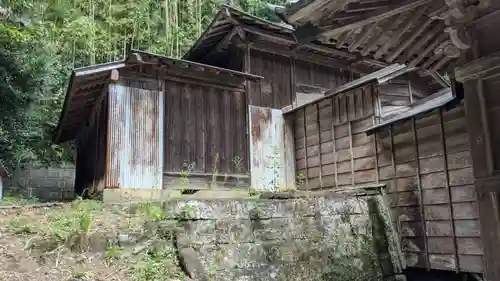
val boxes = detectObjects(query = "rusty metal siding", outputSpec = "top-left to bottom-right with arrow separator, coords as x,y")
106,83 -> 163,189
249,105 -> 284,191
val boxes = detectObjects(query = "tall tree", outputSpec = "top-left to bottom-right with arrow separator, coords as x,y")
0,0 -> 286,169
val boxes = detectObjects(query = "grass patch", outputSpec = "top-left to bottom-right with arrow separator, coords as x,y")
8,217 -> 38,234
133,244 -> 184,281
1,196 -> 39,206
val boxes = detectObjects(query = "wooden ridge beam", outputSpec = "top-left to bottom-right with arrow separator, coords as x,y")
244,40 -> 372,74
238,22 -> 357,60
205,27 -> 241,59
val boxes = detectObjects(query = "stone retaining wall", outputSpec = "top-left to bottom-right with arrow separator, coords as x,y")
161,188 -> 406,281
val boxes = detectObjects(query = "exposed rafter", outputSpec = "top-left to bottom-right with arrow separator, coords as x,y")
294,0 -> 433,43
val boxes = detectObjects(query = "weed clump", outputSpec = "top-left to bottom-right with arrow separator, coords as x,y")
133,244 -> 184,281
8,217 -> 38,234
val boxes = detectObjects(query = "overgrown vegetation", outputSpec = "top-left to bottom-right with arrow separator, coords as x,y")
1,198 -> 194,281
0,0 -> 286,170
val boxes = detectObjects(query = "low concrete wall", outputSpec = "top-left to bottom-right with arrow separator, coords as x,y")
3,164 -> 75,201
160,188 -> 405,281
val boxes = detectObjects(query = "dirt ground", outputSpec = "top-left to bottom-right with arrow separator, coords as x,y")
0,199 -> 184,281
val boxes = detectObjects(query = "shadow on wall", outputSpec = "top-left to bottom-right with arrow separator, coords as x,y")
405,267 -> 483,281
3,164 -> 76,202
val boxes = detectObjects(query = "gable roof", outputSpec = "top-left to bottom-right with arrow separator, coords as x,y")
183,5 -> 387,72
53,50 -> 262,144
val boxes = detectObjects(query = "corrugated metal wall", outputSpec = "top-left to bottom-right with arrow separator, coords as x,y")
163,80 -> 248,188
106,82 -> 163,189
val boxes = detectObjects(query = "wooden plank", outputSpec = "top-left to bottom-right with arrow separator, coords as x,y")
427,237 -> 455,254
455,49 -> 500,83
386,16 -> 435,63
282,114 -> 296,190
451,185 -> 476,203
420,172 -> 447,189
330,98 -> 338,188
458,255 -> 484,273
457,237 -> 483,255
412,117 -> 429,269
316,103 -> 323,189
428,254 -> 456,271
449,168 -> 474,186
454,220 -> 481,237
374,8 -> 426,60
439,108 -> 459,272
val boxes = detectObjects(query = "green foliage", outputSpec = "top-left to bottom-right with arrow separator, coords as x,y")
177,203 -> 199,220
248,186 -> 259,196
134,244 -> 183,281
8,217 -> 38,234
0,0 -> 286,170
134,201 -> 166,222
180,161 -> 196,186
105,245 -> 124,261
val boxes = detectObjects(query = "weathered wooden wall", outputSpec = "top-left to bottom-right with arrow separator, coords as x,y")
247,50 -> 293,108
74,92 -> 108,196
292,85 -> 377,190
294,59 -> 352,89
246,49 -> 353,109
455,7 -> 500,279
288,81 -> 483,273
376,104 -> 482,273
163,79 -> 248,188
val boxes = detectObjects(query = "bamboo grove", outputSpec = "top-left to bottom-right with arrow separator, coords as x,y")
0,0 -> 285,169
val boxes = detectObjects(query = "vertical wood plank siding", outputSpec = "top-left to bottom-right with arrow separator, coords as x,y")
163,80 -> 248,186
247,50 -> 352,109
74,93 -> 108,196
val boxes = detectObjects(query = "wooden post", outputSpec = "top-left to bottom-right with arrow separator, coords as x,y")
438,108 -> 460,273
303,108 -> 309,190
330,98 -> 339,189
412,117 -> 430,270
315,103 -> 323,189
